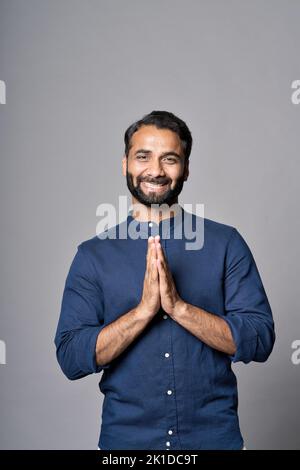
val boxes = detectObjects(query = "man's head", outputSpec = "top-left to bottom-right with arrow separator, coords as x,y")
122,111 -> 192,207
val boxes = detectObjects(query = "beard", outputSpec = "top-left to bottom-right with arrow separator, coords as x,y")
126,168 -> 185,208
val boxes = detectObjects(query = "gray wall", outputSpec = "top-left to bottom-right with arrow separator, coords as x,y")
0,0 -> 299,449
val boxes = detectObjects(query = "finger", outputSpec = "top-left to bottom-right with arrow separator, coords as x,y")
156,241 -> 167,269
154,235 -> 160,258
154,236 -> 165,259
147,238 -> 157,282
151,241 -> 158,276
148,236 -> 154,254
156,244 -> 172,289
151,256 -> 158,282
150,239 -> 157,259
146,236 -> 154,272
154,234 -> 160,247
157,257 -> 168,287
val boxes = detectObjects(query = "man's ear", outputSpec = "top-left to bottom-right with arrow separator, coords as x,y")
122,155 -> 127,176
183,159 -> 189,181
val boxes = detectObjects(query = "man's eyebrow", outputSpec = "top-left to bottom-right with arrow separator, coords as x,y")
134,149 -> 182,159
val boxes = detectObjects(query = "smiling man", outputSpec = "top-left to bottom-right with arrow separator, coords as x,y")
54,110 -> 275,450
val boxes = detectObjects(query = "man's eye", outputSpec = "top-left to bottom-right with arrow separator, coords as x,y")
136,155 -> 147,160
163,157 -> 177,163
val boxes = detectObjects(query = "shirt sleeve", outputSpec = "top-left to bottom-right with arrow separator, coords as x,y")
54,242 -> 110,380
222,228 -> 275,364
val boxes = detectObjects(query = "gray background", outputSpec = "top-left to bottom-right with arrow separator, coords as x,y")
0,0 -> 299,449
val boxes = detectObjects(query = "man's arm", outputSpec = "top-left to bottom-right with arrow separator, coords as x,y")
168,301 -> 236,355
155,235 -> 236,355
96,303 -> 153,367
55,236 -> 160,379
155,230 -> 275,363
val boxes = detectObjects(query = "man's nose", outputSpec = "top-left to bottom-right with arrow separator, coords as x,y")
146,159 -> 165,178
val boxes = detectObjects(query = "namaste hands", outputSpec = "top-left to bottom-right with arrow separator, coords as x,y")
140,235 -> 185,318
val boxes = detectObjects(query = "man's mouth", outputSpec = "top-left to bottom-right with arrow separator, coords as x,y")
140,181 -> 169,193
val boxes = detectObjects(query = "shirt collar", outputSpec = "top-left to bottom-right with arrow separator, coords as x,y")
126,204 -> 184,239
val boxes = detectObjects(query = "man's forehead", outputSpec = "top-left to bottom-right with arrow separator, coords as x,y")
130,125 -> 183,153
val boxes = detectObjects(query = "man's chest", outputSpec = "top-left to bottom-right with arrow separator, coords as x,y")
94,238 -> 226,322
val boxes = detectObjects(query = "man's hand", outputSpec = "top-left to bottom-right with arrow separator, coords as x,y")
154,235 -> 184,316
139,236 -> 161,318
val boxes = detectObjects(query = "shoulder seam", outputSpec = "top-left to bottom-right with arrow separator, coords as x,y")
226,226 -> 238,248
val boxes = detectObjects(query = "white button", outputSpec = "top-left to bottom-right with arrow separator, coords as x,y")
163,315 -> 168,320
167,390 -> 172,395
149,222 -> 153,227
166,441 -> 170,447
164,353 -> 170,358
168,430 -> 173,435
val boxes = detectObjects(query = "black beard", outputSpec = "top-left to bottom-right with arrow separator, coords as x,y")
126,168 -> 185,208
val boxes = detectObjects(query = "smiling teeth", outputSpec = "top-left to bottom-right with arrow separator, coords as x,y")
144,182 -> 165,187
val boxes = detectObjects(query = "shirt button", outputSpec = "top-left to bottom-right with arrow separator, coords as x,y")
166,441 -> 171,447
164,353 -> 170,358
148,222 -> 153,227
168,430 -> 173,435
167,390 -> 172,395
163,315 -> 168,320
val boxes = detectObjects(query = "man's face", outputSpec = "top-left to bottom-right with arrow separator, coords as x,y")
122,125 -> 189,207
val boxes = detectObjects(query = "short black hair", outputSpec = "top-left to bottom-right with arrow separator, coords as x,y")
124,110 -> 192,160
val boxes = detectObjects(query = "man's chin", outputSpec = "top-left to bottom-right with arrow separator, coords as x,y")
134,190 -> 176,207
138,195 -> 167,206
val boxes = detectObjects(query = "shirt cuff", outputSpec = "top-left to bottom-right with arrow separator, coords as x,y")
75,324 -> 111,374
223,314 -> 258,364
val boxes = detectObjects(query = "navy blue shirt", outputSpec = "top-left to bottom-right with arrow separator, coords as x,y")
54,207 -> 275,450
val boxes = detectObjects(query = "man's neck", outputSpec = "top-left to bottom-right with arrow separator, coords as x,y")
130,199 -> 182,224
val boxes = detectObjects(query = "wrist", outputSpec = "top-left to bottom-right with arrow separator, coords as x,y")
170,299 -> 188,320
136,302 -> 157,320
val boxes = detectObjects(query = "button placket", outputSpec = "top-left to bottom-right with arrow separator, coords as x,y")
163,237 -> 177,450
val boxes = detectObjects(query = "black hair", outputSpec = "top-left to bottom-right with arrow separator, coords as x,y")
124,110 -> 192,160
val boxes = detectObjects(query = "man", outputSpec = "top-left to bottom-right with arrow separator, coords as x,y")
54,110 -> 275,450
